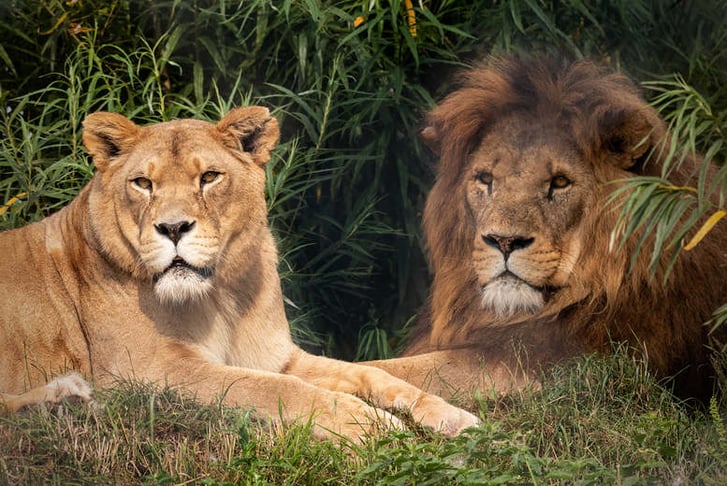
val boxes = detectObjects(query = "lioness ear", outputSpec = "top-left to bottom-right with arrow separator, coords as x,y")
83,112 -> 140,172
217,106 -> 280,166
600,108 -> 664,173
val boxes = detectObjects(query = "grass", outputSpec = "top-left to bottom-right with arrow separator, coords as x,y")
2,347 -> 726,485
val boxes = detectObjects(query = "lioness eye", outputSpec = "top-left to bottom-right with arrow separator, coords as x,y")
200,171 -> 221,187
132,177 -> 152,192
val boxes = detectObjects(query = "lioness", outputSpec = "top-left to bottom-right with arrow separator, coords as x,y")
0,107 -> 479,440
369,55 -> 727,402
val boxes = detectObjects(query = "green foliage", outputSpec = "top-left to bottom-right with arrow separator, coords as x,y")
611,75 -> 727,328
1,1 -> 725,360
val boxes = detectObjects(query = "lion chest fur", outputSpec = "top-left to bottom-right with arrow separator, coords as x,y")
0,108 -> 295,392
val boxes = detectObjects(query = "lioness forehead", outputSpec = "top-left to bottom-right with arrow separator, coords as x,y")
129,120 -> 238,172
140,119 -> 221,149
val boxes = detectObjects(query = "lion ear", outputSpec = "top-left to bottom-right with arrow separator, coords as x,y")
600,108 -> 665,173
217,107 -> 280,166
420,124 -> 442,155
82,112 -> 140,172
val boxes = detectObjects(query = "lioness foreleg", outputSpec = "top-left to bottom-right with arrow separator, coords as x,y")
141,353 -> 404,442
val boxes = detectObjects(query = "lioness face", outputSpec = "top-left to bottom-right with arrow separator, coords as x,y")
125,126 -> 244,303
83,108 -> 279,304
465,116 -> 595,317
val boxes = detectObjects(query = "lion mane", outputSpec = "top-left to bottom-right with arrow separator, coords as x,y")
371,55 -> 726,401
0,107 -> 479,439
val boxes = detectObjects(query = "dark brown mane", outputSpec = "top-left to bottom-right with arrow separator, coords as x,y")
408,54 -> 727,400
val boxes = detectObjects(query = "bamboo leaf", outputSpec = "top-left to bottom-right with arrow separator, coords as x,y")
684,209 -> 727,251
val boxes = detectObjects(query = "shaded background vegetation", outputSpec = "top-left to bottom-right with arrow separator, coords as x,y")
1,0 -> 725,360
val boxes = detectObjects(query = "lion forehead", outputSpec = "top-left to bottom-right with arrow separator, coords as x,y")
470,117 -> 587,175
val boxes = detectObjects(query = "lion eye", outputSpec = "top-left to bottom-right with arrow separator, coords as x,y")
132,177 -> 152,192
548,175 -> 571,200
475,171 -> 493,186
550,175 -> 571,189
200,171 -> 221,187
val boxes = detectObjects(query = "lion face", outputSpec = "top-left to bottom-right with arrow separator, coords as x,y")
82,108 -> 279,304
465,116 -> 595,317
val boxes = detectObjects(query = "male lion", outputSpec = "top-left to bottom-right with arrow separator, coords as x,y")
0,107 -> 479,440
370,55 -> 727,402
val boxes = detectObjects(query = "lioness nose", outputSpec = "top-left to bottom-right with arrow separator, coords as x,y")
155,221 -> 195,245
482,233 -> 534,258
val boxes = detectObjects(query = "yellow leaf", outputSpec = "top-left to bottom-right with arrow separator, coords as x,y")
404,0 -> 417,37
39,12 -> 69,36
0,192 -> 27,217
657,183 -> 698,193
353,16 -> 365,28
684,209 -> 726,251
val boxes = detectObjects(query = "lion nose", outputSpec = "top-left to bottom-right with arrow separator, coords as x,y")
482,233 -> 534,258
155,220 -> 195,245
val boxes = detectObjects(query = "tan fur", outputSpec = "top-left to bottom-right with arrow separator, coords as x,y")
0,107 -> 479,440
369,55 -> 727,402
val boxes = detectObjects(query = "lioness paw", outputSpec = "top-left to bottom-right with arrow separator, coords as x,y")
4,372 -> 97,414
45,372 -> 94,403
410,394 -> 480,438
313,392 -> 404,443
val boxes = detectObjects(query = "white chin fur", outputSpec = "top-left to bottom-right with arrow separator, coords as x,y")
481,278 -> 544,317
154,268 -> 213,304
